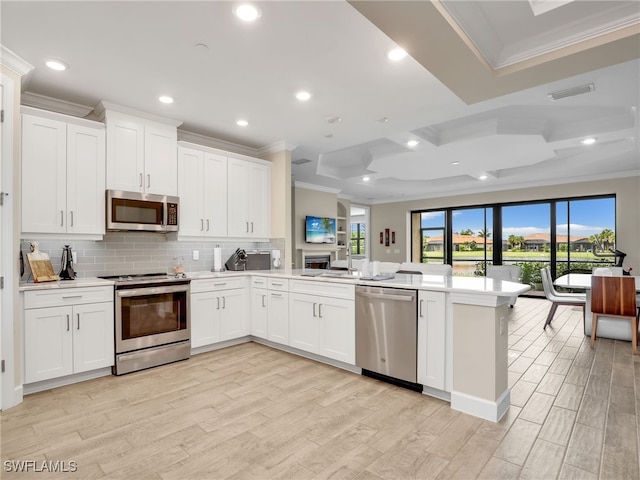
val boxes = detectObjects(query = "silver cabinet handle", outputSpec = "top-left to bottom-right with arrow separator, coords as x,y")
419,299 -> 424,318
313,303 -> 317,317
77,313 -> 80,330
147,174 -> 150,188
206,219 -> 210,231
246,222 -> 249,233
272,293 -> 282,298
66,314 -> 70,331
262,294 -> 266,308
271,282 -> 282,286
70,211 -> 74,227
214,283 -> 226,287
251,222 -> 254,233
139,173 -> 143,187
61,210 -> 64,227
318,303 -> 323,318
201,219 -> 204,231
222,296 -> 226,309
62,295 -> 82,299
217,297 -> 220,310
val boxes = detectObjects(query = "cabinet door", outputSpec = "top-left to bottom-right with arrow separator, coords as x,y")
268,291 -> 289,345
251,287 -> 268,339
106,117 -> 144,192
417,291 -> 446,390
21,115 -> 67,234
247,162 -> 270,238
219,289 -> 247,340
289,293 -> 320,354
145,124 -> 177,196
191,292 -> 220,348
66,124 -> 106,235
318,298 -> 355,364
24,306 -> 73,383
72,302 -> 114,373
203,153 -> 228,237
227,158 -> 250,237
178,148 -> 205,237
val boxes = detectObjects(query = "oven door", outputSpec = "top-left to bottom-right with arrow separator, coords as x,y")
115,284 -> 190,354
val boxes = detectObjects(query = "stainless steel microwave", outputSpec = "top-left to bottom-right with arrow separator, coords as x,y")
106,190 -> 179,232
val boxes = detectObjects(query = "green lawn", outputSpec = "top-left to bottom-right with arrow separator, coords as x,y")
425,250 -> 605,261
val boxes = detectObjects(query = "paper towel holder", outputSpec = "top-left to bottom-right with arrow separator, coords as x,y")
211,244 -> 225,272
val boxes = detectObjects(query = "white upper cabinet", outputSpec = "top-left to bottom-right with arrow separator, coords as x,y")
227,158 -> 270,239
21,108 -> 105,237
177,144 -> 227,238
96,102 -> 181,196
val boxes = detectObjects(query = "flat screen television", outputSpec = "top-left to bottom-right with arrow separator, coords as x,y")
305,216 -> 336,244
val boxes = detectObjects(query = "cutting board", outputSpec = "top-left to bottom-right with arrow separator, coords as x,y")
26,252 -> 60,282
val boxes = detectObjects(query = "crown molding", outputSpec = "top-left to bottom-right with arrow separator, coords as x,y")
257,140 -> 298,156
294,181 -> 342,194
94,101 -> 182,127
1,45 -> 34,76
177,129 -> 259,158
21,91 -> 94,117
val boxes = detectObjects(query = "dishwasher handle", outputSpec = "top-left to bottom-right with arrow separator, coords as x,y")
356,291 -> 415,302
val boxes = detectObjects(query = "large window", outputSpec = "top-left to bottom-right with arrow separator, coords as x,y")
411,195 -> 616,291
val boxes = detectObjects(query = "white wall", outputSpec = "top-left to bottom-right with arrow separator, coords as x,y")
370,177 -> 640,270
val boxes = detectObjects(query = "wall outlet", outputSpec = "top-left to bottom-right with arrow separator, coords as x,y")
192,250 -> 199,261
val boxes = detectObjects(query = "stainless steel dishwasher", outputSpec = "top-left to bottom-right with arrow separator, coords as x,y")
355,285 -> 419,389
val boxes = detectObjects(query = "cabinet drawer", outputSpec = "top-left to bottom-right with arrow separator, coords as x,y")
191,276 -> 246,293
289,279 -> 354,300
268,278 -> 289,291
251,276 -> 269,288
24,286 -> 113,309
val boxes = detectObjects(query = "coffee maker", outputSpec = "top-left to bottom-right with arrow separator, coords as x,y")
59,245 -> 76,280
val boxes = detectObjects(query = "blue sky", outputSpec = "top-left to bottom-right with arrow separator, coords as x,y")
421,197 -> 616,237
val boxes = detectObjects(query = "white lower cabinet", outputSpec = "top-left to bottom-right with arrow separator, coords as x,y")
23,287 -> 114,384
191,277 -> 247,348
250,277 -> 289,344
417,290 -> 446,390
289,280 -> 355,364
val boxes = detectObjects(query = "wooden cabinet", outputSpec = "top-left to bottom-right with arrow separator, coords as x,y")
227,158 -> 270,239
190,277 -> 247,348
23,286 -> 114,384
21,109 -> 105,236
250,277 -> 289,344
289,280 -> 355,364
177,145 -> 227,237
417,290 -> 446,390
96,102 -> 180,196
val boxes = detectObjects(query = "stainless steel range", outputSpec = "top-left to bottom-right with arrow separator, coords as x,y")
99,273 -> 191,375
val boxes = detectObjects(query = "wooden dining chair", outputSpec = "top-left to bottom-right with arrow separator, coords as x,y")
590,276 -> 638,354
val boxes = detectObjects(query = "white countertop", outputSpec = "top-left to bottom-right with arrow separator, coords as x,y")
19,277 -> 115,291
187,269 -> 531,297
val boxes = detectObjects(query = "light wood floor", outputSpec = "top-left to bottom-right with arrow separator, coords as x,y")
2,297 -> 639,479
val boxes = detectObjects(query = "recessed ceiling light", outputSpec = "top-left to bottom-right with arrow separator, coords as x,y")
45,59 -> 68,71
387,48 -> 407,61
158,96 -> 174,104
236,119 -> 249,127
296,91 -> 312,101
580,137 -> 597,145
451,161 -> 460,166
407,140 -> 419,147
233,3 -> 261,21
194,43 -> 209,52
479,175 -> 488,181
326,116 -> 341,124
376,117 -> 389,123
362,176 -> 371,182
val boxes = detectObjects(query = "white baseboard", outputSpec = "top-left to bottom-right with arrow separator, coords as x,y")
23,368 -> 112,395
450,388 -> 510,422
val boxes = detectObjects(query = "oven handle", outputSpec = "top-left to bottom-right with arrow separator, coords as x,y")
116,284 -> 190,297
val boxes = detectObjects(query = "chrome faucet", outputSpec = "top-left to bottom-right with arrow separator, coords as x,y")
346,247 -> 354,272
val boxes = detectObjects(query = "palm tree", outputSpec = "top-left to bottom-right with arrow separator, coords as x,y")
478,228 -> 491,239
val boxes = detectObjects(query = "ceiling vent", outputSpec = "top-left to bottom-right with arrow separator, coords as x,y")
292,158 -> 312,165
548,83 -> 595,101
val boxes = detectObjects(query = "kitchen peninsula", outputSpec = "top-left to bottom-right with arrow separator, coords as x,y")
20,269 -> 529,422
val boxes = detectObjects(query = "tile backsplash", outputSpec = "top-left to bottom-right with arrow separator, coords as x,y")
21,233 -> 285,281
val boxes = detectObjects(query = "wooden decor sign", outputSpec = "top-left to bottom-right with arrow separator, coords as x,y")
26,242 -> 59,282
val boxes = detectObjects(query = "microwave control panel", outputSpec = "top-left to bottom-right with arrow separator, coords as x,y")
167,203 -> 178,226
